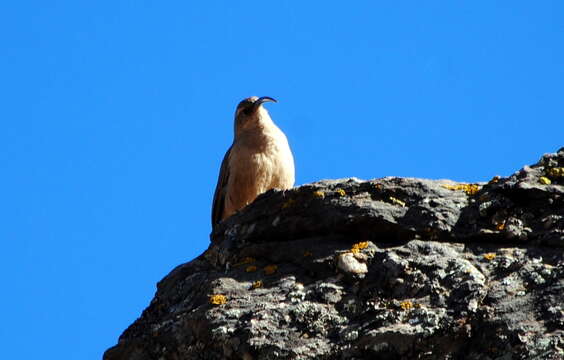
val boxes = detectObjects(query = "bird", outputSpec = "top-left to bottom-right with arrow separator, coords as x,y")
211,96 -> 295,227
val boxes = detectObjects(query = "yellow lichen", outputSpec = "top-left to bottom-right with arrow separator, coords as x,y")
546,167 -> 564,178
251,280 -> 263,289
539,176 -> 551,185
303,251 -> 312,257
483,253 -> 497,261
209,294 -> 227,305
488,175 -> 501,184
234,257 -> 256,266
400,300 -> 413,310
351,241 -> 369,254
313,190 -> 325,199
335,188 -> 346,197
496,222 -> 506,231
441,183 -> 481,196
388,196 -> 406,207
263,265 -> 278,275
282,198 -> 296,209
245,265 -> 257,273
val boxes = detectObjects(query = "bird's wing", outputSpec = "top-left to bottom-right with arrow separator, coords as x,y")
211,146 -> 232,227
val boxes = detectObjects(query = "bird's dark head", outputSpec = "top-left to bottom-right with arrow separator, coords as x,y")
234,96 -> 277,134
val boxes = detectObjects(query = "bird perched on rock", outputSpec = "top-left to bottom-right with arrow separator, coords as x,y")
212,96 -> 295,227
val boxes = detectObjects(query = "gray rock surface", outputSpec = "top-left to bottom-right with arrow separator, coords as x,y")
104,148 -> 564,360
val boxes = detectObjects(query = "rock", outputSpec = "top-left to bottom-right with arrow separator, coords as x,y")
337,252 -> 368,275
104,148 -> 564,360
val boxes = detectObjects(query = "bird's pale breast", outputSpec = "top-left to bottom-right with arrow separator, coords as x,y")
224,127 -> 294,218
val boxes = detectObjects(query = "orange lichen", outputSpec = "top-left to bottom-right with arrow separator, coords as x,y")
441,183 -> 481,196
251,280 -> 263,289
539,176 -> 551,185
483,253 -> 497,261
546,167 -> 564,179
400,300 -> 413,310
209,294 -> 227,305
496,222 -> 506,231
388,196 -> 406,207
335,188 -> 346,197
245,265 -> 257,273
312,190 -> 325,199
351,241 -> 369,254
263,265 -> 278,275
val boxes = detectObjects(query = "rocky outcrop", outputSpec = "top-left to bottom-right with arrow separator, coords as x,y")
104,148 -> 564,360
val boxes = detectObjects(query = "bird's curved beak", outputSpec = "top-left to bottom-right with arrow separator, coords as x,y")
254,96 -> 277,108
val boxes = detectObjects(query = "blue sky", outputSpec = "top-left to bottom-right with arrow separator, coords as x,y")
1,2 -> 563,359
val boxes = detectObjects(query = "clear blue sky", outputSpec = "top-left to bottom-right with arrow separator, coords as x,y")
1,2 -> 562,359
